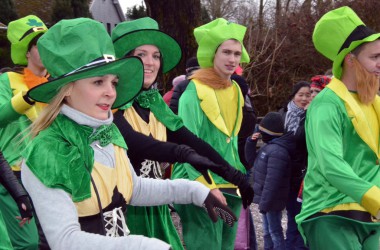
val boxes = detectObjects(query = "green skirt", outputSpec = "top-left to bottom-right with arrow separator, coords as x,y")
0,183 -> 38,250
0,209 -> 12,250
126,205 -> 184,250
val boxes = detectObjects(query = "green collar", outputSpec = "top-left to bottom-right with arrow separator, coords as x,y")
24,114 -> 126,202
120,89 -> 183,131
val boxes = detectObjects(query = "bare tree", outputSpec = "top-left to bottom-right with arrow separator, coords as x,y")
144,0 -> 202,91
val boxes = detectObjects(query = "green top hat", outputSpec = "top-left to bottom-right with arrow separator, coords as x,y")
28,18 -> 144,109
313,6 -> 380,79
7,15 -> 48,65
194,18 -> 250,68
112,17 -> 182,73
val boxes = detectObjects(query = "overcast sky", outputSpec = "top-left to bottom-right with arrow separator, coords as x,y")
119,0 -> 145,12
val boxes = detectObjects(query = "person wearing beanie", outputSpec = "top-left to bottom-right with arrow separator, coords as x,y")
111,17 -> 253,249
171,18 -> 252,250
295,7 -> 380,249
310,74 -> 331,100
169,56 -> 200,114
163,74 -> 186,105
245,112 -> 296,250
0,15 -> 49,249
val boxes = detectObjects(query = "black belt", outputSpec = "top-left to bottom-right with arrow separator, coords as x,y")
307,210 -> 374,223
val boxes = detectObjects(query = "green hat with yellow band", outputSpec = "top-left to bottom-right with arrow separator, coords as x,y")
313,6 -> 380,79
7,15 -> 48,65
28,18 -> 144,109
194,18 -> 250,68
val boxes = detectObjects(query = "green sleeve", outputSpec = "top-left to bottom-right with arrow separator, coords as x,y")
0,74 -> 20,127
176,82 -> 204,181
306,101 -> 374,203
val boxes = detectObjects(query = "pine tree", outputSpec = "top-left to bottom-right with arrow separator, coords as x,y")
126,4 -> 147,20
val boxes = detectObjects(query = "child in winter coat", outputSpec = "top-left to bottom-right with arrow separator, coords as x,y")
245,112 -> 296,250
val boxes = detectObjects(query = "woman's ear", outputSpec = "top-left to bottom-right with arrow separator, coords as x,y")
64,83 -> 74,97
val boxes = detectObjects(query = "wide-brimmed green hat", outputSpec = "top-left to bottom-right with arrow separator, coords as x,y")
194,18 -> 250,68
7,15 -> 48,65
313,6 -> 380,79
112,17 -> 182,73
28,18 -> 144,109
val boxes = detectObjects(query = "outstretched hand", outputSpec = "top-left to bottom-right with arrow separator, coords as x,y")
176,145 -> 220,184
238,181 -> 254,209
203,191 -> 237,227
15,195 -> 33,227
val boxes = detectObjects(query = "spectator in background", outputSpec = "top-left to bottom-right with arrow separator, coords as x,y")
296,75 -> 330,203
169,57 -> 200,114
163,74 -> 186,105
246,112 -> 296,250
310,75 -> 331,100
279,81 -> 311,250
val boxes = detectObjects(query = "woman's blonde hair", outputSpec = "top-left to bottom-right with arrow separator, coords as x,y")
30,83 -> 73,138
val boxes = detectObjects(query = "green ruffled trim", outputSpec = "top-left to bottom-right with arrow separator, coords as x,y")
24,114 -> 127,202
120,89 -> 184,131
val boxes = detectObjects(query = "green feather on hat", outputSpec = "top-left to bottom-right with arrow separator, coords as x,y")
313,6 -> 380,79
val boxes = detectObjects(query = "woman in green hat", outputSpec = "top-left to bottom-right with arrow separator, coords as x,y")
21,17 -> 235,250
295,6 -> 380,249
0,14 -> 49,250
171,18 -> 251,250
111,17 -> 253,249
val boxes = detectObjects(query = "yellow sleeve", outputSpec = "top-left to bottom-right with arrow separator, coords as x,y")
11,91 -> 33,114
361,185 -> 380,218
196,174 -> 217,189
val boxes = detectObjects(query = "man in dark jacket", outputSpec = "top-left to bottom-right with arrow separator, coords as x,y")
169,57 -> 200,114
245,112 -> 296,250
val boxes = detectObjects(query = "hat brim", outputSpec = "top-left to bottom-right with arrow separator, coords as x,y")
113,29 -> 182,73
11,29 -> 47,65
28,56 -> 143,109
197,39 -> 250,68
333,33 -> 380,79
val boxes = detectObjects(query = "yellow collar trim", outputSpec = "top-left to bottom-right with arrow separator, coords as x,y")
327,78 -> 380,157
192,79 -> 242,137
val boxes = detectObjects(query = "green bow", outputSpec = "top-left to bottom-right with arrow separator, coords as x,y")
134,89 -> 160,109
89,125 -> 113,147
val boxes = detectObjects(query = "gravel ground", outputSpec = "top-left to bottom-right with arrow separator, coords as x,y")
171,203 -> 288,249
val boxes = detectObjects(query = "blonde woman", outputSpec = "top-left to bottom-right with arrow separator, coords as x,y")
21,18 -> 236,250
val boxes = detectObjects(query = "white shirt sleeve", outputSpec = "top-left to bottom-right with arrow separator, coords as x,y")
21,163 -> 171,250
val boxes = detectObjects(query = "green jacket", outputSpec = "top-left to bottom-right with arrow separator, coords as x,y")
0,72 -> 37,167
172,80 -> 245,186
296,78 -> 380,237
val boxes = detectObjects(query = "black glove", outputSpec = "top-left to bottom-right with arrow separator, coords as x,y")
175,144 -> 220,184
208,165 -> 254,209
23,92 -> 35,105
203,192 -> 237,227
15,195 -> 33,219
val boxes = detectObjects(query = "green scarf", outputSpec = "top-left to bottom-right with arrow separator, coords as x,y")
24,114 -> 127,202
120,89 -> 184,131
